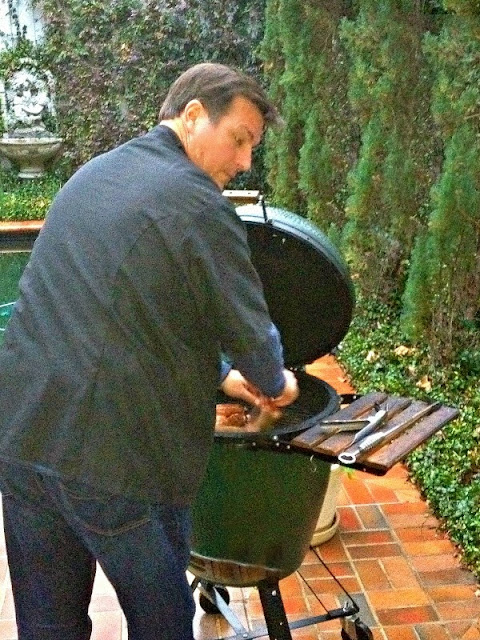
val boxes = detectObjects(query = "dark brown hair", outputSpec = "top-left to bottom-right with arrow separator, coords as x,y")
158,62 -> 281,127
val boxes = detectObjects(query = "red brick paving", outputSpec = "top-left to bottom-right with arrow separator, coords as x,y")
0,354 -> 478,639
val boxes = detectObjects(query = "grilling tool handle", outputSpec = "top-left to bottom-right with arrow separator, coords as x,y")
338,432 -> 386,465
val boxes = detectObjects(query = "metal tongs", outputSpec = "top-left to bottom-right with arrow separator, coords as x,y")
318,404 -> 388,443
337,401 -> 441,465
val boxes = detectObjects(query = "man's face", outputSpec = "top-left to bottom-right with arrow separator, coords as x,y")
183,96 -> 265,189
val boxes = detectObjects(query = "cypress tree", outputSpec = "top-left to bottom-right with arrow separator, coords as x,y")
261,0 -> 286,199
402,14 -> 480,362
443,0 -> 479,13
401,229 -> 432,339
297,3 -> 355,237
262,0 -> 355,221
262,0 -> 310,212
340,0 -> 432,301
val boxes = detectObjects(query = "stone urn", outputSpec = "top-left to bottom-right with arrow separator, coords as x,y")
0,61 -> 63,178
0,135 -> 63,178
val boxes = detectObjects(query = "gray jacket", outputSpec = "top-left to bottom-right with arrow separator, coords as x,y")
0,126 -> 284,503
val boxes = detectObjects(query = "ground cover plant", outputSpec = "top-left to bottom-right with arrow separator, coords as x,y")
337,296 -> 480,579
0,173 -> 62,221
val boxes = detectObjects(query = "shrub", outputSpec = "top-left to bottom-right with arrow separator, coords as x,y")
0,173 -> 62,221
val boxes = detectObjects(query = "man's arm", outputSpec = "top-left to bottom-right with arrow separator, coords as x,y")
220,322 -> 298,407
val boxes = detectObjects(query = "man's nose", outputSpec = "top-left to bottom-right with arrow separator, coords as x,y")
237,146 -> 253,172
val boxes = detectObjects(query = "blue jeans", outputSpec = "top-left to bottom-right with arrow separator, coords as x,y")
0,461 -> 196,640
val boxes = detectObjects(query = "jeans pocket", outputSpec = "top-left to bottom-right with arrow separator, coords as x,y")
58,479 -> 151,537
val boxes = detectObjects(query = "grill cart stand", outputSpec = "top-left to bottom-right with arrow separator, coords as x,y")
191,544 -> 372,640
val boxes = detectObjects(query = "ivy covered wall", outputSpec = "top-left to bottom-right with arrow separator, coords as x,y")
29,0 -> 267,186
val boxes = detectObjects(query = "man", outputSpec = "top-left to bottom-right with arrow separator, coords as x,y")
0,63 -> 298,640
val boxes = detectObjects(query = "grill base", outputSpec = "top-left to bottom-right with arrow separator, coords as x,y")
189,551 -> 289,588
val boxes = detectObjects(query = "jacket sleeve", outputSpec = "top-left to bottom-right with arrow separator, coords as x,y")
230,322 -> 285,397
218,322 -> 285,397
183,180 -> 286,396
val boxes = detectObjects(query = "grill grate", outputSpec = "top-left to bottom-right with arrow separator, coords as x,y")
256,402 -> 315,429
216,369 -> 339,438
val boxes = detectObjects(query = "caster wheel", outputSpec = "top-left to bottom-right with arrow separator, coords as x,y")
341,620 -> 373,640
199,584 -> 230,614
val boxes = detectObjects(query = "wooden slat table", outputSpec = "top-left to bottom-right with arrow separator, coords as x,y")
290,392 -> 459,475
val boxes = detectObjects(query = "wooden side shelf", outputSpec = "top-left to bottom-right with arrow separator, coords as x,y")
291,392 -> 459,475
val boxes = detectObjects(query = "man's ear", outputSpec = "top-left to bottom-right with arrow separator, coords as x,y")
182,99 -> 207,130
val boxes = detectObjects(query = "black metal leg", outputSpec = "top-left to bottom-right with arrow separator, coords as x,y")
258,581 -> 293,640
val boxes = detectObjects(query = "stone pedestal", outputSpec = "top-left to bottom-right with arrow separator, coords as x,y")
0,136 -> 63,178
311,464 -> 343,546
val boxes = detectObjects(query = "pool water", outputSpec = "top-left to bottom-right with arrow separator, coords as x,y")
0,251 -> 30,342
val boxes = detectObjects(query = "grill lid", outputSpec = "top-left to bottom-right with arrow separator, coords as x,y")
237,203 -> 355,367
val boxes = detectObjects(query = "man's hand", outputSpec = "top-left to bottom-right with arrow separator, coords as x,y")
220,369 -> 261,406
220,368 -> 299,408
273,369 -> 299,407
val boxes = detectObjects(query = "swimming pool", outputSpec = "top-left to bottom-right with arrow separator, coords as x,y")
0,249 -> 32,343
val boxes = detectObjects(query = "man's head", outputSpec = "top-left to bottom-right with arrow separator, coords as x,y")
158,63 -> 280,127
159,63 -> 281,189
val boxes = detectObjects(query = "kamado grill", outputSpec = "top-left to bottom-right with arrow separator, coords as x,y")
189,194 -> 459,640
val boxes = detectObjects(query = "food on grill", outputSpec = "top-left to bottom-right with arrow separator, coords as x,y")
215,403 -> 247,429
215,399 -> 282,432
